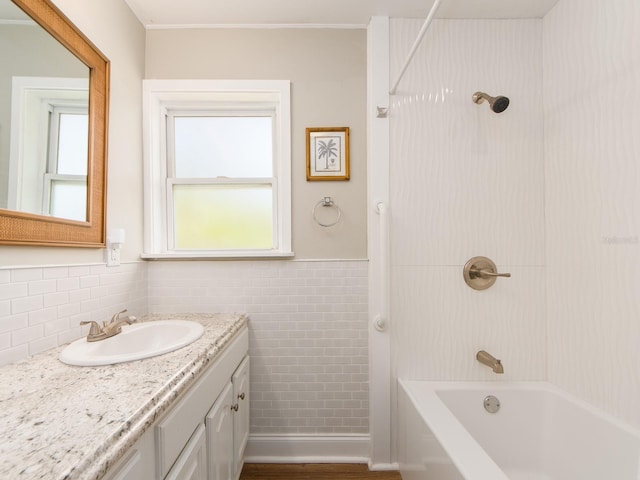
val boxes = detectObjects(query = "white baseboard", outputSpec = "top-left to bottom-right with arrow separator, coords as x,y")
369,461 -> 400,471
244,434 -> 370,464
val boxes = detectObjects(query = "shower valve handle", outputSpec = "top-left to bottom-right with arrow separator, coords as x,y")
472,268 -> 511,279
463,256 -> 511,290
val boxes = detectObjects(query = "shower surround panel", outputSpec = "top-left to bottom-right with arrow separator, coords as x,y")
389,19 -> 546,382
543,0 -> 640,429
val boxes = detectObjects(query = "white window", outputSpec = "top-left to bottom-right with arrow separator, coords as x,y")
142,80 -> 292,258
8,77 -> 88,221
44,104 -> 88,221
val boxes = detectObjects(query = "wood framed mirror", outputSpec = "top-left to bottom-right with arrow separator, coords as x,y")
0,0 -> 109,247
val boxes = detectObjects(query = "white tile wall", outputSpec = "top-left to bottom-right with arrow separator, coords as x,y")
393,266 -> 545,381
390,19 -> 545,268
389,0 -> 640,432
389,19 -> 546,382
0,259 -> 368,436
544,0 -> 640,428
0,263 -> 147,365
148,260 -> 369,434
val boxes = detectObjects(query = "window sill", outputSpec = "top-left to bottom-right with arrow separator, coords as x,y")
140,251 -> 295,260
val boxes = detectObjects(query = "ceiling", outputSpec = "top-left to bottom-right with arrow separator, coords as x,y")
123,0 -> 561,28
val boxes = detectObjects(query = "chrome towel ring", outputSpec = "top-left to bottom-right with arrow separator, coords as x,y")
313,196 -> 342,228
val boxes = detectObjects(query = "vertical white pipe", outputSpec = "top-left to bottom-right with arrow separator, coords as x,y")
389,0 -> 443,95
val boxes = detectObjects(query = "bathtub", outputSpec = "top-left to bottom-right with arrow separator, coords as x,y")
398,380 -> 640,480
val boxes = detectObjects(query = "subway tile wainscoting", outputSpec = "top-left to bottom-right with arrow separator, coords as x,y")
0,263 -> 148,365
0,259 -> 370,459
148,260 -> 370,440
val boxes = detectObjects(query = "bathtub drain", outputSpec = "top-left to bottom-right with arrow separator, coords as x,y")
483,395 -> 501,413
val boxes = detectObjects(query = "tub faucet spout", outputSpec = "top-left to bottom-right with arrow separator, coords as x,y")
476,350 -> 504,374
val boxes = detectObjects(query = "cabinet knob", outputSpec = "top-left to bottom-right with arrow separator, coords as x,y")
231,403 -> 239,412
238,392 -> 245,400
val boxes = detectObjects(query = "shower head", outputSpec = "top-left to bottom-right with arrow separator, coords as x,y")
472,91 -> 510,113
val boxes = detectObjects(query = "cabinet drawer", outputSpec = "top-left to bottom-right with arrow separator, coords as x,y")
156,327 -> 248,478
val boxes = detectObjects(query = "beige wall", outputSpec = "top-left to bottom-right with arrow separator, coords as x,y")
145,28 -> 368,260
0,0 -> 145,266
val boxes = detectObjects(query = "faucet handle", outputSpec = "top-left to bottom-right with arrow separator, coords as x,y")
111,309 -> 128,323
80,320 -> 103,336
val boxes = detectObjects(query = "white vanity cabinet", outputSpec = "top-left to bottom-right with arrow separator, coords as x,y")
165,425 -> 208,480
231,356 -> 250,477
205,356 -> 250,480
206,382 -> 234,480
102,429 -> 155,480
102,326 -> 249,480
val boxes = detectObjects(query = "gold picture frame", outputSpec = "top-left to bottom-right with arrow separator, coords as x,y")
306,127 -> 350,181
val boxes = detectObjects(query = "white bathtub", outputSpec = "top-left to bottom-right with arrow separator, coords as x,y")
398,380 -> 640,480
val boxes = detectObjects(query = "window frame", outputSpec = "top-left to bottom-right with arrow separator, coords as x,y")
142,79 -> 292,258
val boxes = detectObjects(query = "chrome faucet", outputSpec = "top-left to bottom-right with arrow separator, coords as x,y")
476,350 -> 504,374
80,309 -> 137,342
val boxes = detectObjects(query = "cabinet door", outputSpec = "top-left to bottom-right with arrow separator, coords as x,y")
102,428 -> 154,480
232,356 -> 250,477
102,450 -> 143,480
165,424 -> 207,480
206,382 -> 234,480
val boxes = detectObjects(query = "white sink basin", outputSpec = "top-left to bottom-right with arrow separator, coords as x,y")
59,320 -> 204,366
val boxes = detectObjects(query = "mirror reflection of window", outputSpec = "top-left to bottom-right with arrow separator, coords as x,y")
7,76 -> 88,220
44,105 -> 88,221
1,0 -> 91,221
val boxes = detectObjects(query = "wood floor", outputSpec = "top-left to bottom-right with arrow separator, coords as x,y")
239,464 -> 402,480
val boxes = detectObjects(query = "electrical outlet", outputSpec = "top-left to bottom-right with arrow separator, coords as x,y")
106,246 -> 121,267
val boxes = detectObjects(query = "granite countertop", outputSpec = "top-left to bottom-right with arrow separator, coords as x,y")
0,313 -> 248,480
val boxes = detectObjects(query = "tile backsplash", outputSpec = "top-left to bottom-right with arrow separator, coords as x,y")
0,263 -> 147,365
148,260 -> 369,434
0,259 -> 369,436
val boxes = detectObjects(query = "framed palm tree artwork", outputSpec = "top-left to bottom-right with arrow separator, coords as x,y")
306,127 -> 350,181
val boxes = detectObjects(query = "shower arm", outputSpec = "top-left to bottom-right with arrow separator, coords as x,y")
390,0 -> 444,95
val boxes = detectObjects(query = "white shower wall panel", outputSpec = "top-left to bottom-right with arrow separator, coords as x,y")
389,19 -> 546,382
544,0 -> 640,429
393,265 -> 545,381
390,19 -> 544,268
